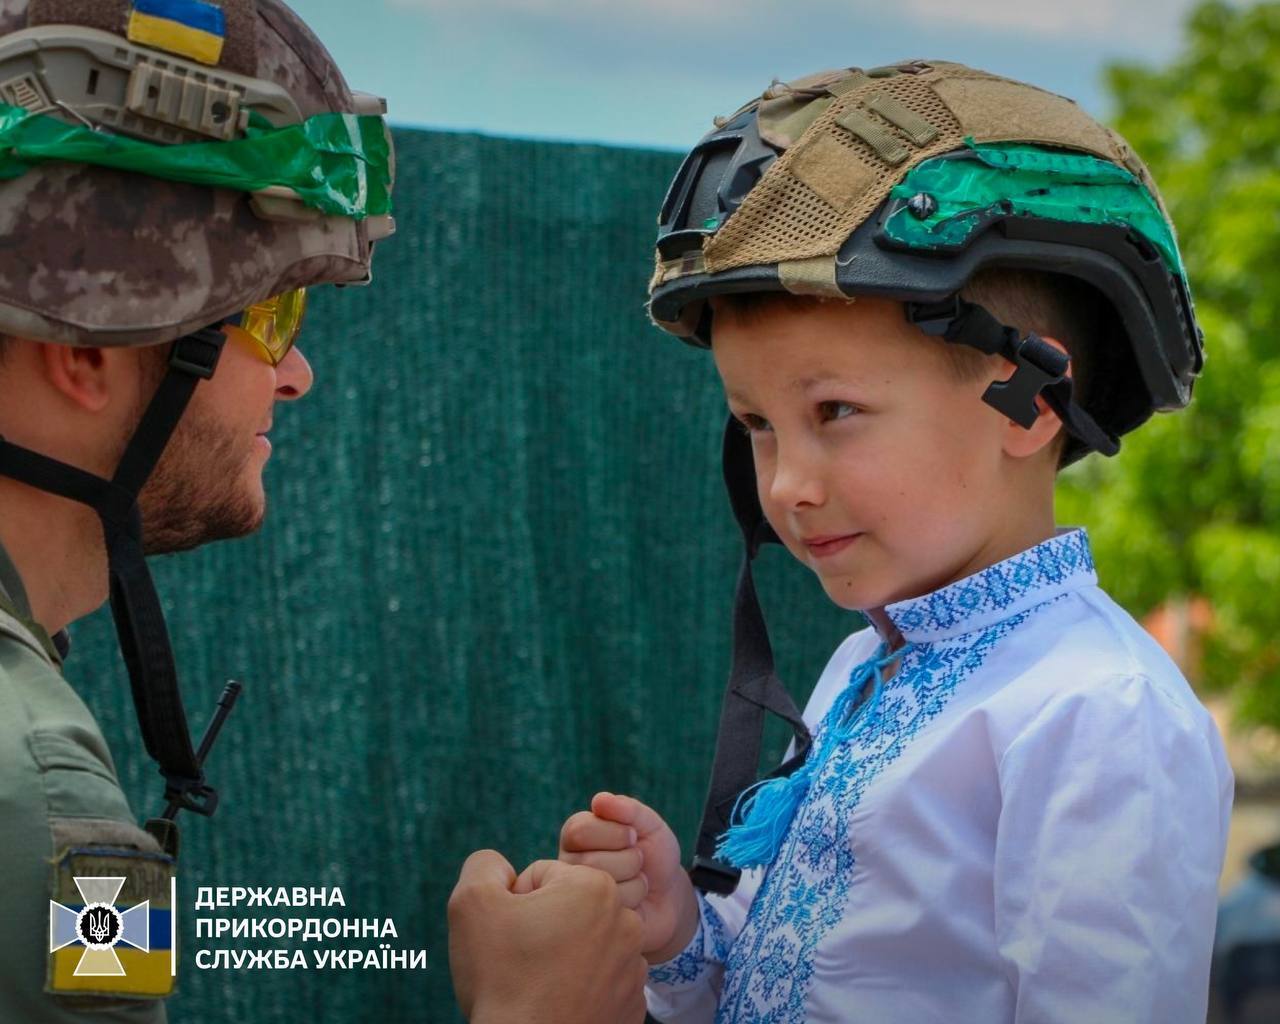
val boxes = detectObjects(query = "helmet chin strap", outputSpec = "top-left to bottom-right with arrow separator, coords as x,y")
0,326 -> 232,828
692,296 -> 1120,896
906,296 -> 1121,457
689,421 -> 812,897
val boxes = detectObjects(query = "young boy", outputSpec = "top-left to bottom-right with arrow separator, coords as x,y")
554,61 -> 1233,1021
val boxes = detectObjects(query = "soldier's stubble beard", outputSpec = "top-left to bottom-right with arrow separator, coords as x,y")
125,351 -> 265,555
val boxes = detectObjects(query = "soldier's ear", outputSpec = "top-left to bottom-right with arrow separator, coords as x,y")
39,341 -> 123,413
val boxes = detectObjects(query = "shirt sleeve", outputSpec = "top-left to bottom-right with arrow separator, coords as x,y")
994,671 -> 1233,1024
0,643 -> 168,1024
645,887 -> 748,1022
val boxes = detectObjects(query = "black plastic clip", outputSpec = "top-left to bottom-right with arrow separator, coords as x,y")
906,295 -> 963,337
908,298 -> 1068,429
162,774 -> 220,818
689,855 -> 742,896
168,326 -> 227,380
161,680 -> 243,821
983,333 -> 1069,429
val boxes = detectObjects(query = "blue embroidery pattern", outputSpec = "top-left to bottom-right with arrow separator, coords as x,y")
649,917 -> 706,986
648,895 -> 733,987
707,533 -> 1094,1022
887,529 -> 1093,639
715,613 -> 1033,1022
646,532 -> 1096,1018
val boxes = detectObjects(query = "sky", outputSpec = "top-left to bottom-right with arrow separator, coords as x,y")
289,0 -> 1204,151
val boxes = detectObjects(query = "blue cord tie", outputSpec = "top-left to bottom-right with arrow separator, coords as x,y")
715,642 -> 911,871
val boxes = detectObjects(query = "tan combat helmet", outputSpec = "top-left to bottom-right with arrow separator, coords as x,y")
0,0 -> 395,830
656,62 -> 1203,898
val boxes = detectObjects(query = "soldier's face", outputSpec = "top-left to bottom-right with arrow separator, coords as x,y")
138,329 -> 314,554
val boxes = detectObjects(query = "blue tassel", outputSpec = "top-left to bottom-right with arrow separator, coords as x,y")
715,642 -> 910,871
716,764 -> 817,869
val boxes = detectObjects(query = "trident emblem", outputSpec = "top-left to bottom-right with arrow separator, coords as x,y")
86,908 -> 113,945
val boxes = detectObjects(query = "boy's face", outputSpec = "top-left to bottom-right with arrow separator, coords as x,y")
711,295 -> 1049,612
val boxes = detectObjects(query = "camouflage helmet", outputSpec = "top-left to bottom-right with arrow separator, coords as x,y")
649,60 -> 1202,456
0,0 -> 395,347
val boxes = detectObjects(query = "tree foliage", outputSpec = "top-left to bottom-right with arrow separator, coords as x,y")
1057,1 -> 1280,725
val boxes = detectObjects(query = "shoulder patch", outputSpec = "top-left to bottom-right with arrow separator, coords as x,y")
46,831 -> 176,1000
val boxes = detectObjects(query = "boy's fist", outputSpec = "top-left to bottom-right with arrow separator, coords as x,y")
555,792 -> 699,962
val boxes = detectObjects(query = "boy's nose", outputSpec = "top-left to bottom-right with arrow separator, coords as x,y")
766,439 -> 825,510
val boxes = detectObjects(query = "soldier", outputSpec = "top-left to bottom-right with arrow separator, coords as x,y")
0,2 -> 642,1020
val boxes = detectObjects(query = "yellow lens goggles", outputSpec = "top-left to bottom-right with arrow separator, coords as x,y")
227,288 -> 307,366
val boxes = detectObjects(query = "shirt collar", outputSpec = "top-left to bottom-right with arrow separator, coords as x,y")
0,537 -> 67,666
883,528 -> 1097,644
0,536 -> 32,619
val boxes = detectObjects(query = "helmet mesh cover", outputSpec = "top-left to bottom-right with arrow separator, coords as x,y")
702,63 -> 1141,276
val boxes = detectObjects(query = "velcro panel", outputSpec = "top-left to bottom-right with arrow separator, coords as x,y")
865,91 -> 940,146
757,94 -> 835,151
789,132 -> 878,212
932,76 -> 1121,161
210,0 -> 258,77
28,0 -> 132,34
46,820 -> 174,1000
705,66 -> 968,274
835,107 -> 910,165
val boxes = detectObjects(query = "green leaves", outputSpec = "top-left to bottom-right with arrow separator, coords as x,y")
1062,2 -> 1280,726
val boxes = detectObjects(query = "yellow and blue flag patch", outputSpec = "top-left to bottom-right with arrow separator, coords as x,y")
47,847 -> 176,999
127,0 -> 226,66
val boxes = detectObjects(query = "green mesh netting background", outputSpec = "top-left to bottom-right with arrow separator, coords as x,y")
70,127 -> 857,1022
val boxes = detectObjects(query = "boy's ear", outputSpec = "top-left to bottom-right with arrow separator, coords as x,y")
1000,334 -> 1071,461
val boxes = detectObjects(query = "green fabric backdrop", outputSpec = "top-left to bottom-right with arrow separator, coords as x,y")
69,127 -> 857,1022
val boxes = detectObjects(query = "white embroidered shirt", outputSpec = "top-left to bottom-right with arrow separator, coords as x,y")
646,529 -> 1233,1024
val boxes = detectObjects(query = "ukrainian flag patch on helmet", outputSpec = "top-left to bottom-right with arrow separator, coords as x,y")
46,846 -> 176,999
127,0 -> 226,66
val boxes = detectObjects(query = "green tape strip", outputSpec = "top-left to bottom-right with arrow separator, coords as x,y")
883,140 -> 1183,277
0,104 -> 392,219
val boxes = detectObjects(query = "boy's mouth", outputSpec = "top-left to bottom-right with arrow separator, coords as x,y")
802,533 -> 862,559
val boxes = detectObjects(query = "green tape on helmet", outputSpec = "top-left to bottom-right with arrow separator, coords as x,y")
883,140 -> 1184,278
0,103 -> 392,219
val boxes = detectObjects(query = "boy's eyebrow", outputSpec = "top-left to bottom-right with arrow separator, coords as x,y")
725,374 -> 862,404
791,373 -> 861,392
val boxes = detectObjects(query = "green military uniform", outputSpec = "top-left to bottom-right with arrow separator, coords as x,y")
0,540 -> 168,1022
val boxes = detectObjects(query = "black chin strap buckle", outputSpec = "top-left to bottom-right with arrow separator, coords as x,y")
906,296 -> 1119,455
906,295 -> 965,338
983,333 -> 1068,429
168,326 -> 226,380
909,296 -> 1058,426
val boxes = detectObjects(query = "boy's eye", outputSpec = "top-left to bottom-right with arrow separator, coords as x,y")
735,413 -> 773,434
818,400 -> 859,422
